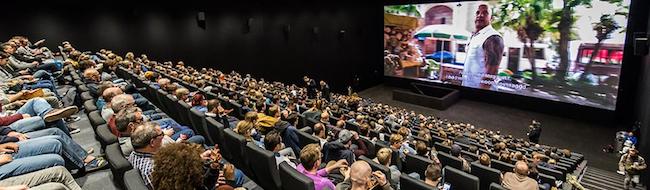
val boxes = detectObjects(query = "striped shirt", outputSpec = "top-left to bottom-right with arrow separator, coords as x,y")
128,151 -> 154,189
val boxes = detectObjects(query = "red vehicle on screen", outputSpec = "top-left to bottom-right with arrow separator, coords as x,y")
573,43 -> 624,76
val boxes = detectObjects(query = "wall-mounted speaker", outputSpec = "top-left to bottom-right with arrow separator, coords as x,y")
244,17 -> 253,33
338,29 -> 346,40
634,32 -> 648,56
197,12 -> 206,29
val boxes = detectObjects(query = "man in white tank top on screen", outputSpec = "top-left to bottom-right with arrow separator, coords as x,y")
462,4 -> 504,90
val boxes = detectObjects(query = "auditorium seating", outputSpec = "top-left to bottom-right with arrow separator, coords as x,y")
124,169 -> 147,190
400,174 -> 436,190
470,162 -> 502,190
278,162 -> 314,190
404,154 -> 433,180
443,166 -> 480,190
245,143 -> 282,190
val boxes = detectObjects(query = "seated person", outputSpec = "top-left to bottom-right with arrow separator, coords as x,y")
234,121 -> 263,148
0,166 -> 81,190
174,88 -> 190,103
450,144 -> 470,172
336,160 -> 392,190
263,130 -> 297,168
296,144 -> 348,190
205,99 -> 238,129
388,134 -> 415,162
424,164 -> 442,188
322,129 -> 357,165
312,123 -> 329,147
502,161 -> 540,190
150,143 -> 222,190
191,93 -> 208,113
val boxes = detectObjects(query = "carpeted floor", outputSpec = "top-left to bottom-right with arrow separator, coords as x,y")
359,84 -> 623,172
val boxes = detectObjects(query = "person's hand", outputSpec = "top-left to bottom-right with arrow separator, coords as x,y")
0,154 -> 13,165
340,165 -> 350,179
21,114 -> 30,119
352,131 -> 359,140
179,134 -> 189,140
0,143 -> 19,153
32,61 -> 39,66
334,159 -> 348,169
373,171 -> 388,187
17,70 -> 29,75
162,128 -> 174,137
0,185 -> 29,190
7,132 -> 28,141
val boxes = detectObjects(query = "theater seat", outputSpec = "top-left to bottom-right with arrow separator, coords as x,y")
491,160 -> 514,173
106,143 -> 133,189
278,162 -> 314,190
470,162 -> 502,190
245,143 -> 281,190
539,172 -> 557,187
176,100 -> 192,126
155,89 -> 169,113
96,124 -> 117,148
400,173 -> 436,190
360,138 -> 375,159
434,142 -> 451,154
223,128 -> 250,175
189,109 -> 212,145
88,110 -> 106,129
84,99 -> 97,114
77,85 -> 89,93
538,165 -> 564,183
296,129 -> 319,149
437,152 -> 463,170
489,182 -> 507,190
404,154 -> 433,180
162,94 -> 180,121
124,169 -> 147,190
80,91 -> 94,102
205,117 -> 226,148
443,166 -> 479,190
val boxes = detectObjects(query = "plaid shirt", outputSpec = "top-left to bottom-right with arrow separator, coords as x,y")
128,151 -> 154,188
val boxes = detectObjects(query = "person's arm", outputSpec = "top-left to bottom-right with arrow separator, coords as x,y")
0,128 -> 19,144
481,35 -> 504,89
8,57 -> 37,70
0,114 -> 24,126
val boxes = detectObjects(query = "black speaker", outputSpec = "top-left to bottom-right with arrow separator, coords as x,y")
634,32 -> 648,56
283,24 -> 291,40
338,29 -> 346,40
243,17 -> 253,33
197,12 -> 206,29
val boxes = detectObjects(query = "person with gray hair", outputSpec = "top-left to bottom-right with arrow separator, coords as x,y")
128,122 -> 166,189
113,106 -> 143,156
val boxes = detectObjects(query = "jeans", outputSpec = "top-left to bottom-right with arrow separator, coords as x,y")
16,98 -> 52,118
9,117 -> 70,136
0,154 -> 65,180
0,166 -> 81,190
25,128 -> 88,169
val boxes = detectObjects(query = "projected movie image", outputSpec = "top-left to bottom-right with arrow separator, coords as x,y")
384,0 -> 630,110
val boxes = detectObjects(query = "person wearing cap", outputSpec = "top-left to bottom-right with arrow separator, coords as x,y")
322,129 -> 357,164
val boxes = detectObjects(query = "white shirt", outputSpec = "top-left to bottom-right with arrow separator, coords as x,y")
462,25 -> 502,89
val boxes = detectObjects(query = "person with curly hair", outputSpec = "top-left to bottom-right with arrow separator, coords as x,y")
150,143 -> 219,190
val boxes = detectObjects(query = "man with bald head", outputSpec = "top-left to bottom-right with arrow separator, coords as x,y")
502,161 -> 539,190
336,160 -> 392,190
462,4 -> 504,90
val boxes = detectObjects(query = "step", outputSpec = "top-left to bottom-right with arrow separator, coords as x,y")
584,170 -> 625,181
583,172 -> 624,185
582,182 -> 611,190
581,175 -> 625,189
581,179 -> 625,190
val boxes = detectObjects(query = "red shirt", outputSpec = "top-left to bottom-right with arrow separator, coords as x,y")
0,114 -> 23,126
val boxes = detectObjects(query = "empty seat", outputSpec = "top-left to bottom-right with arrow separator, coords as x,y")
471,162 -> 502,190
189,109 -> 212,145
404,154 -> 433,180
245,143 -> 282,190
278,162 -> 314,190
437,152 -> 463,170
443,166 -> 480,190
296,129 -> 319,149
400,173 -> 436,190
77,85 -> 89,93
106,143 -> 133,189
124,169 -> 148,190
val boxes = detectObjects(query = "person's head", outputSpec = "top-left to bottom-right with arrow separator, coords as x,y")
83,68 -> 101,82
338,129 -> 353,146
103,87 -> 124,103
628,148 -> 639,158
562,149 -> 571,158
397,127 -> 409,138
320,112 -> 330,122
299,144 -> 322,171
235,121 -> 255,139
268,105 -> 280,118
174,88 -> 189,101
475,4 -> 492,31
479,153 -> 491,166
115,107 -> 144,134
513,161 -> 530,177
416,141 -> 428,157
111,94 -> 135,113
1,43 -> 15,54
206,99 -> 221,114
376,148 -> 393,167
191,93 -> 205,107
450,144 -> 462,157
244,111 -> 258,123
313,123 -> 326,138
264,130 -> 284,152
157,78 -> 171,88
131,122 -> 164,152
0,52 -> 9,66
389,134 -> 404,149
336,120 -> 346,128
349,161 -> 373,189
424,164 -> 442,186
151,143 -> 205,190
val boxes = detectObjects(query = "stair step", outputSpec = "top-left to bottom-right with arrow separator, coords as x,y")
582,182 -> 610,190
584,171 -> 625,181
581,175 -> 625,190
583,173 -> 624,184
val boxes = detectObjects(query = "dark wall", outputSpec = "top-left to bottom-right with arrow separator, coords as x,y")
0,2 -> 383,93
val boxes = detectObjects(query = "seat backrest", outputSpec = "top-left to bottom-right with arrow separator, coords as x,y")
223,128 -> 249,175
538,172 -> 557,187
443,166 -> 480,190
278,162 -> 314,190
96,124 -> 117,147
88,110 -> 106,129
489,182 -> 507,190
124,169 -> 148,190
84,99 -> 97,114
106,143 -> 133,189
205,117 -> 226,149
400,173 -> 437,190
491,160 -> 514,173
360,137 -> 376,159
471,162 -> 502,190
155,89 -> 169,112
437,152 -> 463,170
163,94 -> 180,121
145,84 -> 159,106
537,165 -> 564,182
176,100 -> 192,126
189,109 -> 212,145
434,142 -> 451,153
404,154 -> 433,180
296,129 -> 319,149
359,156 -> 391,182
245,143 -> 281,190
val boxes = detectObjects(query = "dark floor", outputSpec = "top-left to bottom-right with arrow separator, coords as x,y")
359,84 -> 622,172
